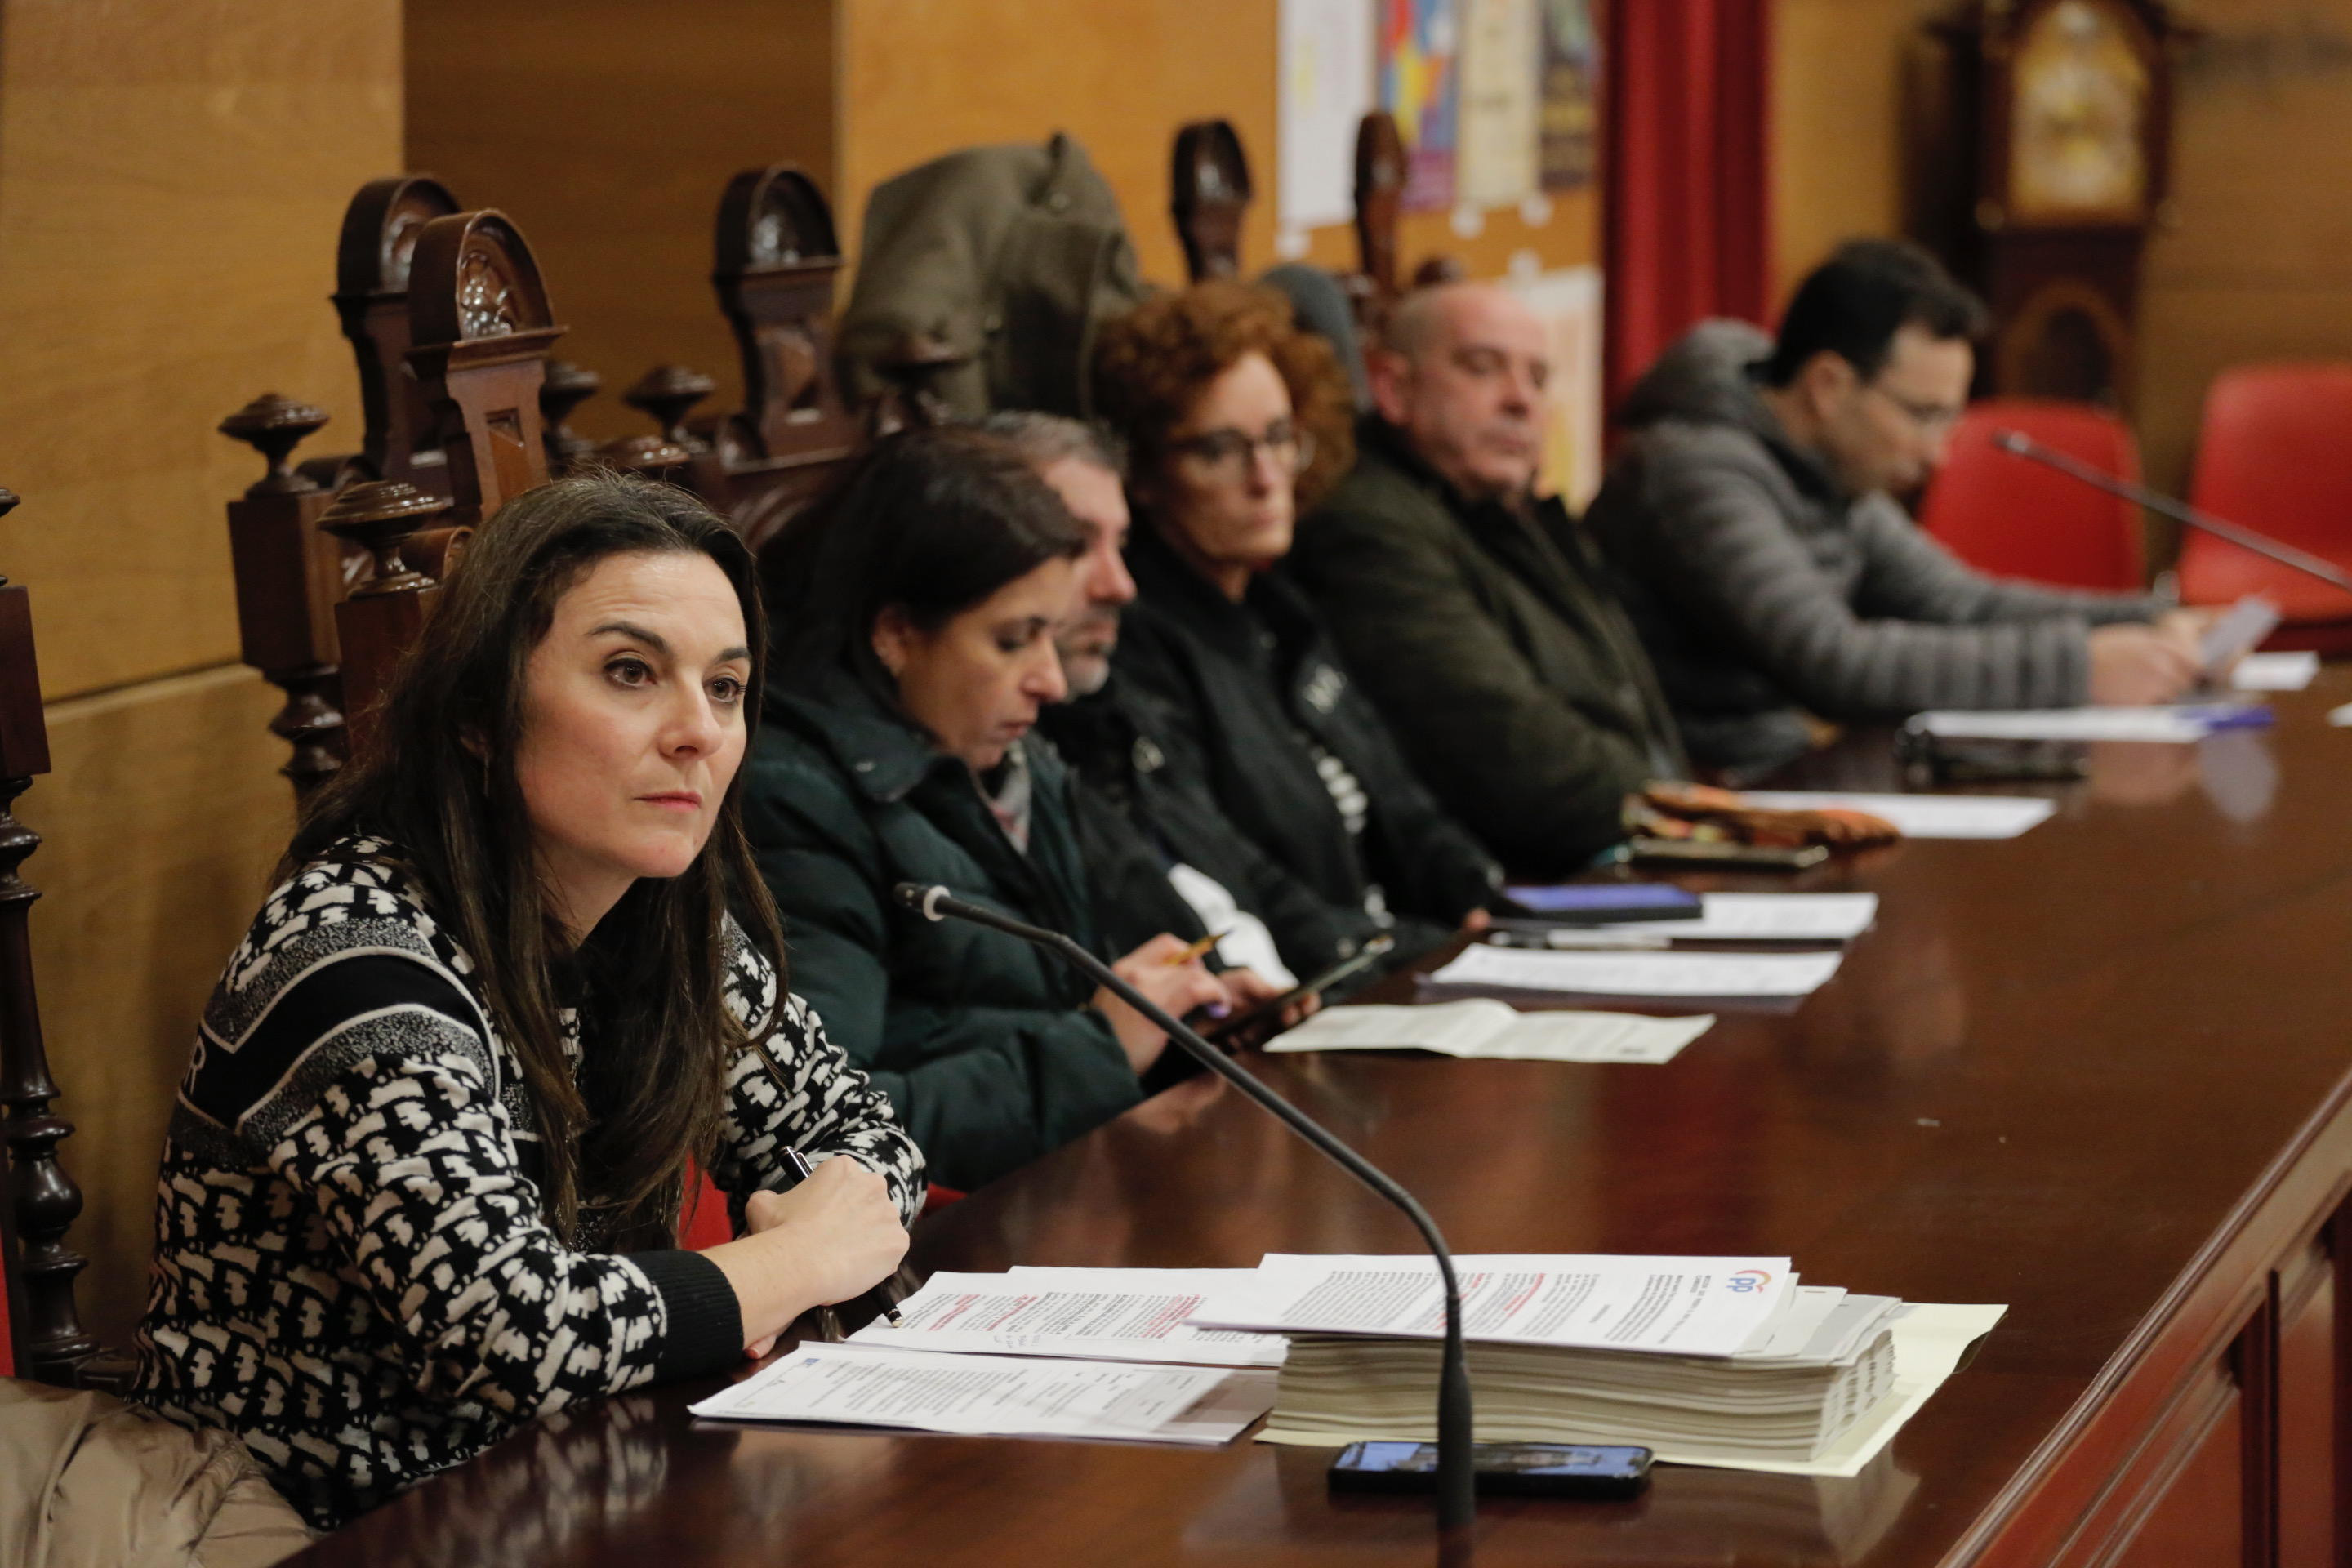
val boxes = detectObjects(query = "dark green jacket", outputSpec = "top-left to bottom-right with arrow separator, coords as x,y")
1290,418 -> 1686,880
740,676 -> 1140,1192
836,135 -> 1148,420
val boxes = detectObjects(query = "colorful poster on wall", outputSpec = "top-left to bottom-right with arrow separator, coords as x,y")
1538,0 -> 1598,190
1379,0 -> 1459,213
1458,0 -> 1539,209
1508,265 -> 1605,507
1279,0 -> 1379,232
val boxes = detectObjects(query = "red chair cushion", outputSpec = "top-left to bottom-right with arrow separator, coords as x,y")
2178,363 -> 2352,623
679,1161 -> 734,1250
1918,399 -> 2146,592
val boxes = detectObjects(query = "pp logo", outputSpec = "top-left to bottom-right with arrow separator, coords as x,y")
1726,1269 -> 1774,1294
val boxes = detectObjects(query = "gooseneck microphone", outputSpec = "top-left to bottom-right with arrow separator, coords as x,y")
1993,429 -> 2352,596
893,882 -> 1477,1534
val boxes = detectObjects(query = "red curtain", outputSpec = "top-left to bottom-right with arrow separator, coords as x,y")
1602,0 -> 1775,412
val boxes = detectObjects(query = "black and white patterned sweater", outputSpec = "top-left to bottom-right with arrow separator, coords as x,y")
130,836 -> 924,1530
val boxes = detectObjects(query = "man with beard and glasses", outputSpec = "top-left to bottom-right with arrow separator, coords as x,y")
985,412 -> 1409,989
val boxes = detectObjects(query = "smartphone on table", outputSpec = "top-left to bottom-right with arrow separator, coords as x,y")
1329,1441 -> 1653,1499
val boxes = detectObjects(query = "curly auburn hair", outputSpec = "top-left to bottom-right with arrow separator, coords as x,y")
1091,280 -> 1355,508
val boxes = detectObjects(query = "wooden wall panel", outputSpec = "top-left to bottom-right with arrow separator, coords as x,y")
0,0 -> 403,700
404,0 -> 836,444
20,668 -> 294,1352
2137,2 -> 2352,497
1770,0 -> 1944,311
837,0 -> 1596,293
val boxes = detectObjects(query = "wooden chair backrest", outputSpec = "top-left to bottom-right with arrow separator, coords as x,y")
1171,119 -> 1252,283
604,167 -> 870,549
0,484 -> 99,1388
325,208 -> 563,759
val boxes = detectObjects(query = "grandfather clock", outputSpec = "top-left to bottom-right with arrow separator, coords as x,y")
1907,0 -> 2193,409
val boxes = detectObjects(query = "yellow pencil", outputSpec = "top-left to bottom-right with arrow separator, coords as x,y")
1165,932 -> 1219,965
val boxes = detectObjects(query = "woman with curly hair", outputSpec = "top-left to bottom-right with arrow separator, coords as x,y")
1089,281 -> 1502,966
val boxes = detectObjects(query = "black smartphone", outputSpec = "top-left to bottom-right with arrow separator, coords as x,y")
1500,883 -> 1704,924
1328,1441 -> 1653,1499
1626,837 -> 1829,871
1204,936 -> 1395,1046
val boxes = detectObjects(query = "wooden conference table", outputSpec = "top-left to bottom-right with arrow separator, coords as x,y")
294,675 -> 2352,1567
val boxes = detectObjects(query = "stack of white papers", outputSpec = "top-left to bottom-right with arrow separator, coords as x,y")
1191,1255 -> 1895,1463
1191,1253 -> 1796,1354
1263,1001 -> 1713,1063
1187,1255 -> 2005,1477
1908,705 -> 2268,744
1592,892 -> 1878,942
2231,650 -> 2319,692
692,1343 -> 1274,1445
1430,946 -> 1844,998
1738,791 -> 2056,839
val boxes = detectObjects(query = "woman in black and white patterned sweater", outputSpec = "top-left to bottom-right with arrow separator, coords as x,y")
132,473 -> 922,1531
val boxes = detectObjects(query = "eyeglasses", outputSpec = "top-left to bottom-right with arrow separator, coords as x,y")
1165,421 -> 1316,484
1864,381 -> 1964,437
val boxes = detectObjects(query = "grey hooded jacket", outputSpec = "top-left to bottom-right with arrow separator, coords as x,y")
1584,321 -> 2166,777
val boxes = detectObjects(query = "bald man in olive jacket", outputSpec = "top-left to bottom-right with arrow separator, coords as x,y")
1288,283 -> 1685,879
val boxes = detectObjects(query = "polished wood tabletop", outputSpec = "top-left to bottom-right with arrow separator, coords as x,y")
292,674 -> 2352,1566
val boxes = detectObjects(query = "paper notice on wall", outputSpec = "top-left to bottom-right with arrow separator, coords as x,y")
1380,0 -> 1460,212
1458,0 -> 1539,208
1279,0 -> 1378,231
1538,0 -> 1599,189
1506,266 -> 1604,506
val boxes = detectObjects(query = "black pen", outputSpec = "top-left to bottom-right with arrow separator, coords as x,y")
774,1147 -> 905,1328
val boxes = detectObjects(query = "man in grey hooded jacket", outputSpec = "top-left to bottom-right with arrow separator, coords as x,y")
1586,239 -> 2205,777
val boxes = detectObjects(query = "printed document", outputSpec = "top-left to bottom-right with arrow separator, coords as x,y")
1908,706 -> 2267,744
1192,1254 -> 1794,1357
1738,791 -> 2056,839
845,1268 -> 1285,1366
1593,892 -> 1877,942
1263,1001 -> 1712,1063
2231,651 -> 2319,692
691,1343 -> 1276,1445
1430,945 -> 1843,997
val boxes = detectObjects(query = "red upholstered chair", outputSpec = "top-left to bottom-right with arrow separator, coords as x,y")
1918,399 -> 2147,591
679,1165 -> 735,1250
2177,363 -> 2352,649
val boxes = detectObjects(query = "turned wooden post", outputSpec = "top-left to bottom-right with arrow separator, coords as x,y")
1352,111 -> 1407,335
319,480 -> 457,760
403,210 -> 563,527
540,359 -> 603,476
0,487 -> 95,1388
332,176 -> 464,491
1172,120 -> 1253,283
218,394 -> 350,801
595,434 -> 694,480
624,365 -> 715,453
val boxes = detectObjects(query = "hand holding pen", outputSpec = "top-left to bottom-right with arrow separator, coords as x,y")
740,1148 -> 909,1356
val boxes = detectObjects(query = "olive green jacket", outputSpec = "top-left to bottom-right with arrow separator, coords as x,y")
1290,418 -> 1686,879
741,678 -> 1140,1192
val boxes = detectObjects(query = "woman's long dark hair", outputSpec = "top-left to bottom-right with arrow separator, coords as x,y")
764,425 -> 1087,713
288,470 -> 787,1245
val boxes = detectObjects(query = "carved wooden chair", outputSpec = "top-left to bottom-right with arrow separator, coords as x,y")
0,486 -> 103,1389
604,166 -> 878,550
219,177 -> 617,806
1172,119 -> 1253,283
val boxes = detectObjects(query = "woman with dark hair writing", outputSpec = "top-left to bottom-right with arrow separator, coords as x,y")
743,426 -> 1270,1194
132,472 -> 920,1530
